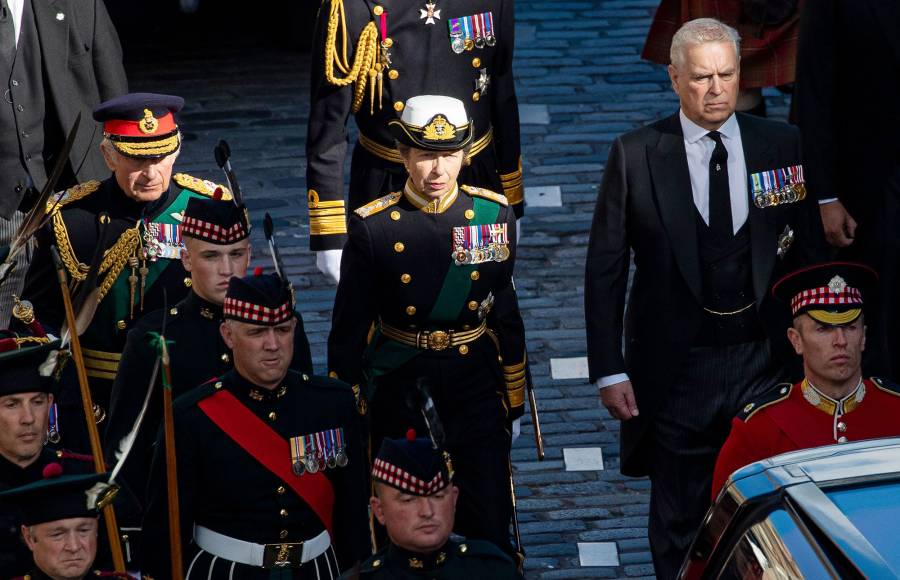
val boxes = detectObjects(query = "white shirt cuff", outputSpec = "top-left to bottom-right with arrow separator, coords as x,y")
818,197 -> 839,205
596,373 -> 629,389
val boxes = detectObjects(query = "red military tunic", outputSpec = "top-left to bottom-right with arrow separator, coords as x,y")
712,377 -> 900,499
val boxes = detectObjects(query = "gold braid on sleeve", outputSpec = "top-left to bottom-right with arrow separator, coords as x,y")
323,0 -> 381,114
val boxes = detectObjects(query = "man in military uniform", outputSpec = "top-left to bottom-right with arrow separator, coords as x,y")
0,471 -> 118,580
343,433 -> 522,579
329,95 -> 526,556
307,0 -> 523,282
142,272 -> 370,578
0,341 -> 93,577
712,262 -> 900,498
21,93 -> 232,452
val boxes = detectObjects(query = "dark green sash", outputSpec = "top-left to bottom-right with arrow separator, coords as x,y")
362,196 -> 501,394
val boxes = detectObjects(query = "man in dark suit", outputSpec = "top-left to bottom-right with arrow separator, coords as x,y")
0,0 -> 127,323
794,0 -> 900,378
584,18 -> 826,579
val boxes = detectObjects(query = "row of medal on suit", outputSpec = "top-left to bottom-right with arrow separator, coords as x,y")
448,11 -> 497,52
290,428 -> 348,475
750,164 -> 807,209
452,223 -> 509,265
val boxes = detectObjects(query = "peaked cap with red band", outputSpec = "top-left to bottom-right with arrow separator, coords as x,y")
372,433 -> 452,496
772,261 -> 878,326
182,197 -> 251,245
224,273 -> 293,326
93,92 -> 184,159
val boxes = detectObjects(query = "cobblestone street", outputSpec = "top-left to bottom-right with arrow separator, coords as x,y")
127,2 -> 791,577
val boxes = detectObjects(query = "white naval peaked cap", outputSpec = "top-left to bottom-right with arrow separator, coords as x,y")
399,95 -> 469,128
389,95 -> 475,151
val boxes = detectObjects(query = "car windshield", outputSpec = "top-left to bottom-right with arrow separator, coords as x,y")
827,481 -> 900,576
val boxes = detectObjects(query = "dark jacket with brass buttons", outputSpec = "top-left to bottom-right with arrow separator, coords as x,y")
306,0 -> 523,251
328,185 -> 526,421
103,291 -> 315,524
341,539 -> 523,579
141,369 -> 371,577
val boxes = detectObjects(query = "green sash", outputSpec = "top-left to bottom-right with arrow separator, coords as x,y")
361,196 -> 501,395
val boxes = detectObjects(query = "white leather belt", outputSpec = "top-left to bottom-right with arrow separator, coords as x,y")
194,525 -> 330,569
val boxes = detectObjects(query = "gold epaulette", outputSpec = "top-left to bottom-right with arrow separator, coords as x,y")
354,191 -> 402,218
871,377 -> 900,398
46,180 -> 101,214
739,383 -> 792,422
173,173 -> 233,200
461,184 -> 509,207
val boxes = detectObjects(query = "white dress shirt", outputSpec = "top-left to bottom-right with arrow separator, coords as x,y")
596,111 -> 749,390
7,0 -> 23,46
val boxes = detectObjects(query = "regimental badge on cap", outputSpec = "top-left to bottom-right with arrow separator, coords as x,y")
749,165 -> 806,209
452,223 -> 509,265
290,428 -> 348,476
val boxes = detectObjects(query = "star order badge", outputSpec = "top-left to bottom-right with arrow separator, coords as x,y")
420,1 -> 441,25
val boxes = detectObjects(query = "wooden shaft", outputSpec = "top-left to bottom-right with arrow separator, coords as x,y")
53,254 -> 126,572
529,387 -> 545,461
508,458 -> 523,560
160,339 -> 184,580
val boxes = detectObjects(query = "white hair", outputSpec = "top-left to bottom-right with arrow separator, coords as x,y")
669,18 -> 741,69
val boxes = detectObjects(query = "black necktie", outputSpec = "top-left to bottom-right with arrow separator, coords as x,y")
707,130 -> 733,239
0,0 -> 15,69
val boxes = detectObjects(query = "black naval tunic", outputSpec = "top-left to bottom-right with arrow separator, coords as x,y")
0,449 -> 92,578
306,0 -> 523,251
342,539 -> 523,579
141,369 -> 371,579
104,291 -> 315,517
328,184 -> 526,555
22,173 -> 225,453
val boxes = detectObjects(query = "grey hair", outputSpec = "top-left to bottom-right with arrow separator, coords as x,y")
669,18 -> 741,69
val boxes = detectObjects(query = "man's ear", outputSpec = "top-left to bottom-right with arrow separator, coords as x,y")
370,495 -> 386,525
181,244 -> 193,273
786,326 -> 803,356
100,144 -> 118,173
220,321 -> 235,350
667,64 -> 680,93
21,525 -> 35,550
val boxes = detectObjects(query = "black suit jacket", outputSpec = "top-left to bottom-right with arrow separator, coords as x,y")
0,0 -> 127,217
794,0 -> 900,224
584,112 -> 827,476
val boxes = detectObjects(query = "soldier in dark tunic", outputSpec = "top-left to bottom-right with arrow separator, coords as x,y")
342,433 -> 522,580
22,93 -> 232,453
0,472 -> 118,580
306,0 -> 523,282
328,95 -> 526,557
103,196 -> 314,554
142,273 -> 370,579
0,341 -> 92,578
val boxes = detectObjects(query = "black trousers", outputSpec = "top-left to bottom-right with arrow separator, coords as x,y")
647,340 -> 783,580
369,341 -> 514,556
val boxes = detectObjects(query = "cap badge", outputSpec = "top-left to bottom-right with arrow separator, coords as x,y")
828,275 -> 847,294
139,109 -> 159,134
423,115 -> 456,141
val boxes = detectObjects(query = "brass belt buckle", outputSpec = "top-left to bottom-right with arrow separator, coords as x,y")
427,330 -> 450,351
263,542 -> 303,568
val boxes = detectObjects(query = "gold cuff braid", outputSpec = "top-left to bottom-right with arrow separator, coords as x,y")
503,352 -> 527,407
308,190 -> 348,236
500,157 -> 524,205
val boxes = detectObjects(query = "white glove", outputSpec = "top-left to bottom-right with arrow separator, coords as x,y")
511,418 -> 521,444
516,217 -> 522,245
316,249 -> 343,284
